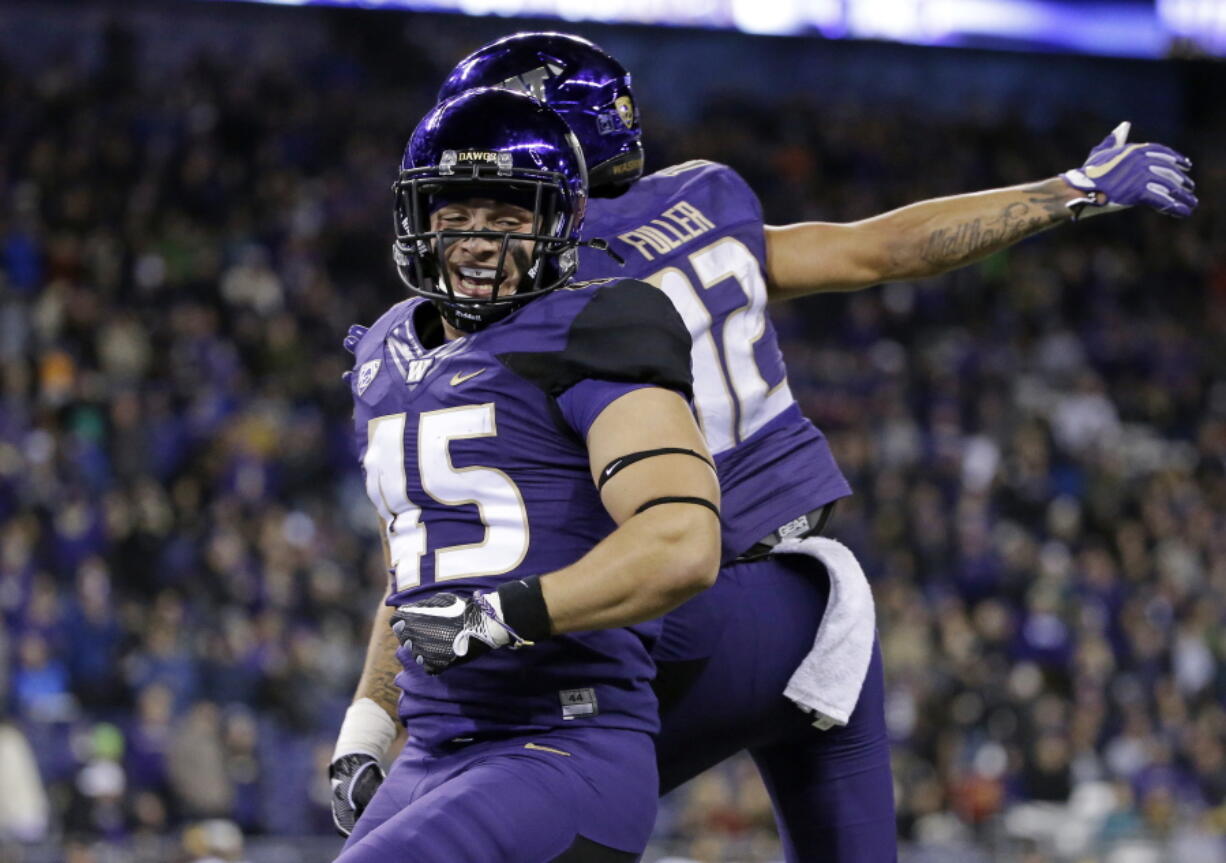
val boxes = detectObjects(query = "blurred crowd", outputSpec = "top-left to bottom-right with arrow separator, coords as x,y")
1,6 -> 1224,863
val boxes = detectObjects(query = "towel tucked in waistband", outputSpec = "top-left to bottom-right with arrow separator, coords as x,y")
773,536 -> 876,730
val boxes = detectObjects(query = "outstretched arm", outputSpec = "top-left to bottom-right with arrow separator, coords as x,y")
765,122 -> 1197,300
766,178 -> 1077,297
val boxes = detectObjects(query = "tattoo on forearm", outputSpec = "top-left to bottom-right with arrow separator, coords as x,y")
917,189 -> 1068,271
361,625 -> 404,715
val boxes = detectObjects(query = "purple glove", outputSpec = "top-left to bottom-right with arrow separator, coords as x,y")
340,324 -> 370,384
1061,122 -> 1197,220
343,323 -> 369,355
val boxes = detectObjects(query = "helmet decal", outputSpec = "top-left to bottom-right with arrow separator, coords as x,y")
496,62 -> 565,101
614,95 -> 635,129
439,33 -> 643,192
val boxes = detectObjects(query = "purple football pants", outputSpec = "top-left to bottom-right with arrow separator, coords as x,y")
337,726 -> 656,863
653,552 -> 898,862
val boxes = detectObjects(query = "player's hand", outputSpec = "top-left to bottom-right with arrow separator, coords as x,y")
391,591 -> 529,675
343,324 -> 369,354
329,753 -> 384,837
1061,121 -> 1197,220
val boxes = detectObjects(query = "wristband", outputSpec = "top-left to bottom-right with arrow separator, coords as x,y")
332,697 -> 398,762
494,576 -> 552,643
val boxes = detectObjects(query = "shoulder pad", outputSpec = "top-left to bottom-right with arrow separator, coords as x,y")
647,159 -> 740,186
652,159 -> 722,178
498,279 -> 692,398
643,159 -> 759,213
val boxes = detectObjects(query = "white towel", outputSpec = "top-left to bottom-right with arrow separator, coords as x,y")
774,536 -> 876,730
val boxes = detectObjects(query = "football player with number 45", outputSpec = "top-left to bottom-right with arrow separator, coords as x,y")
331,87 -> 722,863
331,33 -> 1198,863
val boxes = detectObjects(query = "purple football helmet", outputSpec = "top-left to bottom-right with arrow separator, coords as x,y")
393,88 -> 588,333
438,32 -> 643,192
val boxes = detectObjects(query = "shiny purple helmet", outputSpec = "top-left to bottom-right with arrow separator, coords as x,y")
438,32 -> 643,193
393,88 -> 588,333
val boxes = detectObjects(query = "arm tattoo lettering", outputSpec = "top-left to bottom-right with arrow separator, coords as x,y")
917,188 -> 1068,271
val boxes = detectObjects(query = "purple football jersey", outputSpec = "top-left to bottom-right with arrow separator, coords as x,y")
348,280 -> 692,748
579,160 -> 851,560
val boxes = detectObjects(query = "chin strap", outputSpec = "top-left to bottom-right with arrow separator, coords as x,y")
580,237 -> 625,266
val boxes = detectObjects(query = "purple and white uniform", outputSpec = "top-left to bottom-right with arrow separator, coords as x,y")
338,279 -> 692,863
579,160 -> 852,564
580,162 -> 897,862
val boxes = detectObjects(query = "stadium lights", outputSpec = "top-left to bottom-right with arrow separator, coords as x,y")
202,0 -> 1226,58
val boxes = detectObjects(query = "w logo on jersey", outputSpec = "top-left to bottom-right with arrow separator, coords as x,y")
386,307 -> 467,389
406,359 -> 433,383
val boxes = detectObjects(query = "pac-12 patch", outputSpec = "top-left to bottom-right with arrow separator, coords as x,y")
356,359 -> 382,396
559,687 -> 598,720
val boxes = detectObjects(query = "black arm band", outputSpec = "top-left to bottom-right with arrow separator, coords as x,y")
495,575 -> 552,643
598,447 -> 715,492
634,496 -> 720,518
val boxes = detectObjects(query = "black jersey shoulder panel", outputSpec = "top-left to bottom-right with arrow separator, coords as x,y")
497,279 -> 693,399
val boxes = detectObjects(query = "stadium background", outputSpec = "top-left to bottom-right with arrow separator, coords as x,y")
1,0 -> 1224,861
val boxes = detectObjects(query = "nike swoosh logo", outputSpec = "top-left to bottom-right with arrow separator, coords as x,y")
450,369 -> 486,386
1085,143 -> 1146,179
524,743 -> 571,756
601,458 -> 625,482
398,598 -> 466,618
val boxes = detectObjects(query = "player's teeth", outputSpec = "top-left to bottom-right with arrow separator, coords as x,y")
458,278 -> 493,297
460,267 -> 496,279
